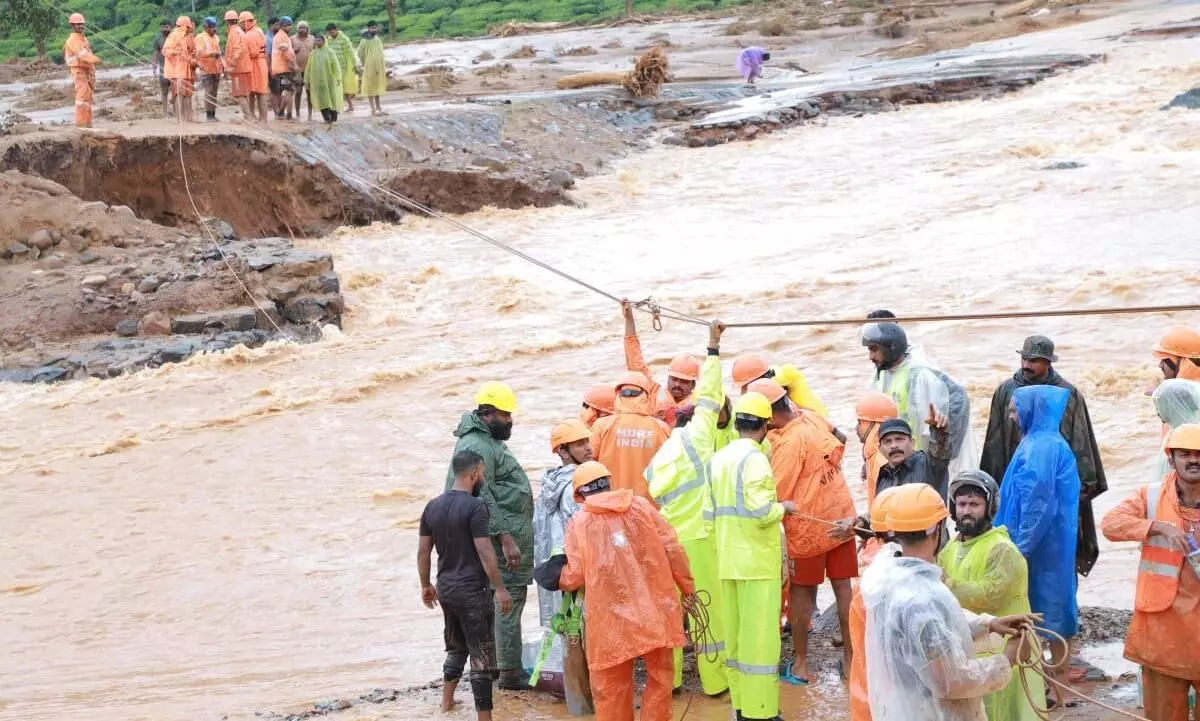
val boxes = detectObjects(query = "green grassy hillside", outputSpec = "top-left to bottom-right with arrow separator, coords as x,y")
0,0 -> 750,64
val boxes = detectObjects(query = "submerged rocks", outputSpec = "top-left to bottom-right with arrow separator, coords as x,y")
1162,87 -> 1200,110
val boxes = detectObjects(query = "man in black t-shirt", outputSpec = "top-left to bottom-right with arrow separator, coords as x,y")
419,450 -> 513,720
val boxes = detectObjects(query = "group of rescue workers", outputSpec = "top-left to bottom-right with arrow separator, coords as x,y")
418,310 -> 1200,721
62,11 -> 388,128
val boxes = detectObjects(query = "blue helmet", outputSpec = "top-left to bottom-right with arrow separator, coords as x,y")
280,15 -> 293,24
203,16 -> 217,26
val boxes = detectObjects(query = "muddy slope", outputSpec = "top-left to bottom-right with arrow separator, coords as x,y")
0,132 -> 399,238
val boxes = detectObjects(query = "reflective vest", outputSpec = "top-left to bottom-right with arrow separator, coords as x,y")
877,362 -> 919,449
646,422 -> 715,542
710,438 -> 784,580
1137,480 -> 1187,613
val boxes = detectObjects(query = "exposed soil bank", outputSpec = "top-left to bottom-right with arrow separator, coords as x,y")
0,132 -> 398,238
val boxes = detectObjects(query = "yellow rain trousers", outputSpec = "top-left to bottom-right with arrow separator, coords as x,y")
939,526 -> 1045,721
711,438 -> 785,720
646,353 -> 729,695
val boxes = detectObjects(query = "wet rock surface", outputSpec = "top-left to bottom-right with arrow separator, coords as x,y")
1162,87 -> 1200,110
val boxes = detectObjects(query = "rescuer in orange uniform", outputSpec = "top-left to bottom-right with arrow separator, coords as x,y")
547,461 -> 698,721
579,384 -> 616,428
590,371 -> 670,503
163,16 -> 197,122
849,486 -> 901,721
751,378 -> 855,685
732,353 -> 828,418
240,11 -> 269,121
620,299 -> 699,427
194,18 -> 223,121
223,10 -> 252,119
63,13 -> 101,128
1153,326 -> 1200,383
1102,423 -> 1200,721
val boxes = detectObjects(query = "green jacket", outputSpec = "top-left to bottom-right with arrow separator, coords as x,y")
445,412 -> 534,587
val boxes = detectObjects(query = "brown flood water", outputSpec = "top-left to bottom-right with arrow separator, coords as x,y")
3,11 -> 1200,721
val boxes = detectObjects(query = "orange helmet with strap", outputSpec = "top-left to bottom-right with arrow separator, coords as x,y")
615,371 -> 653,394
550,419 -> 591,453
667,354 -> 700,382
732,354 -> 770,388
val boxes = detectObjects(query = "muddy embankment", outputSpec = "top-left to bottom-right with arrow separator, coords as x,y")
0,47 -> 1099,382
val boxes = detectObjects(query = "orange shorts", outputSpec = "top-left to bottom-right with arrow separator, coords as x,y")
789,540 -> 859,585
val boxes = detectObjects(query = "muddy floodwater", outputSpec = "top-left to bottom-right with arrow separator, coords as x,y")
4,6 -> 1200,721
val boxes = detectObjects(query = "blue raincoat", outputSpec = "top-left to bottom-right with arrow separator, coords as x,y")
994,385 -> 1079,638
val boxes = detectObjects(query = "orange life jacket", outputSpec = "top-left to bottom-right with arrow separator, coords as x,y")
1136,476 -> 1190,613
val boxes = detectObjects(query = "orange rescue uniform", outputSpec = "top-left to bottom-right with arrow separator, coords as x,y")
768,411 -> 854,560
63,32 -> 98,127
243,24 -> 269,94
163,26 -> 196,95
591,392 -> 670,504
858,423 -> 891,569
623,334 -> 689,428
194,31 -> 223,75
270,28 -> 295,75
225,24 -> 251,96
1102,475 -> 1200,721
559,489 -> 695,721
848,590 -> 871,721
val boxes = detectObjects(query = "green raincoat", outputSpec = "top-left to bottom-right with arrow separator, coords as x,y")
326,30 -> 358,96
939,526 -> 1045,721
304,45 -> 343,112
357,34 -> 386,97
444,411 -> 534,587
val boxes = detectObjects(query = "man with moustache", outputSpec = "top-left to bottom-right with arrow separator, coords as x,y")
939,470 -> 1044,721
445,381 -> 535,691
874,406 -> 952,501
980,335 -> 1106,578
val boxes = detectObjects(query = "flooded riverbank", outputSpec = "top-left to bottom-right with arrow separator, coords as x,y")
3,3 -> 1200,720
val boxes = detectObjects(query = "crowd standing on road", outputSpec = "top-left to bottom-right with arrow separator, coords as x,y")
417,316 -> 1200,721
63,10 -> 392,129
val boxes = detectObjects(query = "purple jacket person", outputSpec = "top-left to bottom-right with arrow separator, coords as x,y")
736,46 -> 770,84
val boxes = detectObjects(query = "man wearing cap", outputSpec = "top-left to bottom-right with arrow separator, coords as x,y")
270,16 -> 299,119
980,334 -> 1107,578
619,299 -> 699,428
445,381 -> 534,691
710,392 -> 797,721
874,405 -> 952,501
195,17 -> 223,121
291,21 -> 316,121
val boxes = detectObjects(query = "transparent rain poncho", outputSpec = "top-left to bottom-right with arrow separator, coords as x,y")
862,551 -> 1011,721
1152,379 -> 1200,481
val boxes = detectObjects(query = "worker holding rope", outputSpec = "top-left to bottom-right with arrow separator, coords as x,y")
620,299 -> 699,428
590,370 -> 670,504
540,461 -> 700,721
1102,424 -> 1200,721
848,486 -> 901,721
645,319 -> 732,697
861,482 -> 1038,721
732,353 -> 828,418
63,12 -> 100,128
939,470 -> 1045,721
750,377 -> 855,686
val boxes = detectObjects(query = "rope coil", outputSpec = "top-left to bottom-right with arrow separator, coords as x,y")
1015,625 -> 1150,721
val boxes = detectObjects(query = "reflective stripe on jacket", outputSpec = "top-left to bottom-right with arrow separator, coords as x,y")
710,438 -> 784,580
1137,480 -> 1186,613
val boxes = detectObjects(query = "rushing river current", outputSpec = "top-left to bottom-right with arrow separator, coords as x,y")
3,10 -> 1200,721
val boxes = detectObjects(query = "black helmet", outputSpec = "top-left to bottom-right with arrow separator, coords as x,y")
861,322 -> 909,366
948,470 -> 1000,521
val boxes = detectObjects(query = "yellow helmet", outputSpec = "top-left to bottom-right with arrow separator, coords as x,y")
869,486 -> 902,533
733,391 -> 772,420
475,381 -> 517,413
1165,423 -> 1200,455
886,483 -> 949,533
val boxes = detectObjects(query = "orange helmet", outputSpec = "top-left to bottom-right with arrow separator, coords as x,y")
667,354 -> 700,382
239,10 -> 254,22
1165,424 -> 1200,455
68,12 -> 86,23
224,10 -> 239,20
747,378 -> 787,404
886,483 -> 949,533
550,419 -> 591,453
615,371 -> 653,395
176,15 -> 192,26
573,460 -> 611,496
583,384 -> 616,415
733,354 -> 770,388
869,486 -> 902,533
856,392 -> 899,423
1153,325 -> 1200,360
